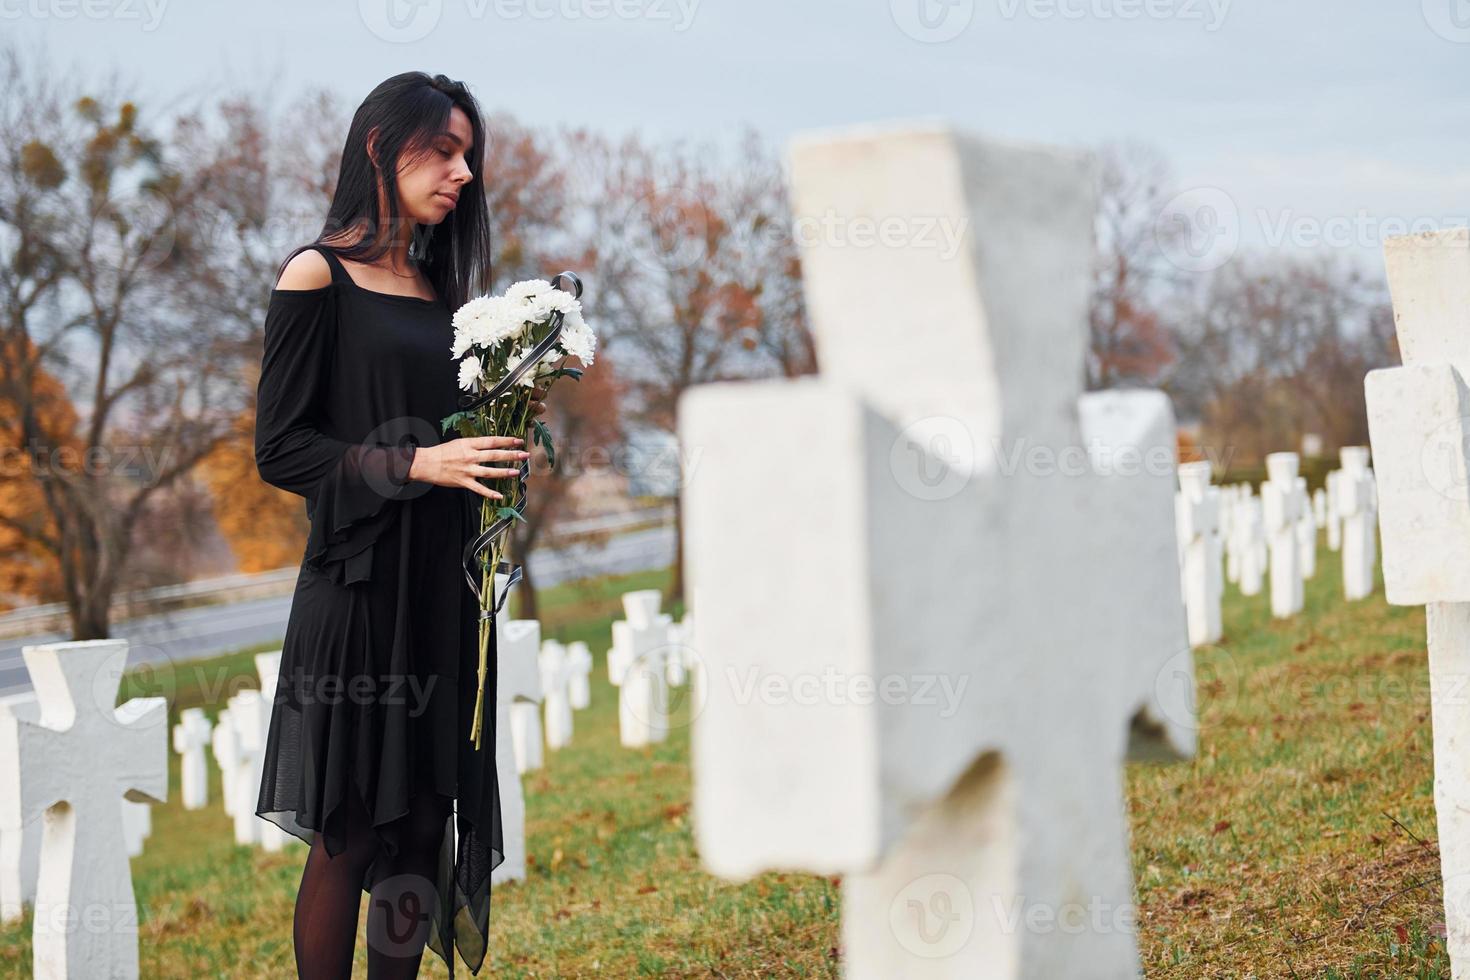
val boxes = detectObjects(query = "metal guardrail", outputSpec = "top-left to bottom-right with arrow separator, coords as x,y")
0,505 -> 676,639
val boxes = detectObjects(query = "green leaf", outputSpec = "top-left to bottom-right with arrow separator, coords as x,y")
440,410 -> 477,436
495,506 -> 527,524
542,367 -> 583,382
532,418 -> 555,467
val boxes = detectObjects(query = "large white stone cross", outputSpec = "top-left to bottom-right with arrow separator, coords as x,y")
0,640 -> 167,980
1364,227 -> 1470,974
679,123 -> 1195,979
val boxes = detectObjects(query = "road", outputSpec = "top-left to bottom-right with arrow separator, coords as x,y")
0,523 -> 675,699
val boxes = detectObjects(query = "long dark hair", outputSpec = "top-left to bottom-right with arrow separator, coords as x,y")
278,71 -> 492,311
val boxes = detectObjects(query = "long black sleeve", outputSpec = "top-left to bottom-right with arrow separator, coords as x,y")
254,284 -> 419,585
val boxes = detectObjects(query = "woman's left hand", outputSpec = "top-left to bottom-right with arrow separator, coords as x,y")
529,386 -> 548,418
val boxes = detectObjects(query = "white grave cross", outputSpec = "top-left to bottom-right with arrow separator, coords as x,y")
1337,446 -> 1377,601
609,591 -> 672,748
679,123 -> 1195,979
1364,227 -> 1470,974
1261,452 -> 1304,618
173,707 -> 213,811
0,640 -> 167,980
491,577 -> 543,884
1176,460 -> 1224,646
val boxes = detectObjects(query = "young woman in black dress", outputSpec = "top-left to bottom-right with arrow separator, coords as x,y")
253,71 -> 546,978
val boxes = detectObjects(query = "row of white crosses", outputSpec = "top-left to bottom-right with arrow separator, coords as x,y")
1180,444 -> 1380,641
680,122 -> 1197,978
0,640 -> 167,980
501,615 -> 595,776
1364,227 -> 1470,976
203,651 -> 294,851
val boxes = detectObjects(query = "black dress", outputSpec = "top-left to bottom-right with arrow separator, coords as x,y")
253,244 -> 504,976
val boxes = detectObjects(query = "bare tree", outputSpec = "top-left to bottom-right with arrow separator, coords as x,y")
1172,253 -> 1395,464
571,130 -> 786,603
1088,141 -> 1186,392
0,51 -> 254,637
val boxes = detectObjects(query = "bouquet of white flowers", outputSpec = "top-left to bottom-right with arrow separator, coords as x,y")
440,271 -> 594,749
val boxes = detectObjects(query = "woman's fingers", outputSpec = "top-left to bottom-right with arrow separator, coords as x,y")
463,480 -> 504,500
471,465 -> 522,479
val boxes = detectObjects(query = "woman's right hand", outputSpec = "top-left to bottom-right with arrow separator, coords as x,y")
409,436 -> 530,500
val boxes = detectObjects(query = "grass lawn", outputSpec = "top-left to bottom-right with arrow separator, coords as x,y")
0,538 -> 1451,977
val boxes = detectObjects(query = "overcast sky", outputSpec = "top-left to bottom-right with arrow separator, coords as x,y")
11,0 -> 1468,270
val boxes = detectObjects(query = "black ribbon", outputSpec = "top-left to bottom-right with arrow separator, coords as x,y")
459,271 -> 584,621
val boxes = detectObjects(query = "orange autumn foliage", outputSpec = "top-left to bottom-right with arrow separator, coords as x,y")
0,338 -> 77,609
200,408 -> 308,573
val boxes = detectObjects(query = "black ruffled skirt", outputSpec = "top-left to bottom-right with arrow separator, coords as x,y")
256,484 -> 504,976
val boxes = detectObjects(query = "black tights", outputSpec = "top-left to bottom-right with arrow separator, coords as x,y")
293,787 -> 452,979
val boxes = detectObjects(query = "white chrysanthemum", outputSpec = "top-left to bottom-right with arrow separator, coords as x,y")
503,346 -> 538,388
506,279 -> 553,303
526,290 -> 580,325
457,354 -> 483,392
455,295 -> 527,350
560,322 -> 596,365
451,330 -> 473,360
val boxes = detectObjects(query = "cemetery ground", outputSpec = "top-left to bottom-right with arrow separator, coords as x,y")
0,544 -> 1451,978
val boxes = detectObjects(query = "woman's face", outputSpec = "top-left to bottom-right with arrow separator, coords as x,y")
386,105 -> 475,228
